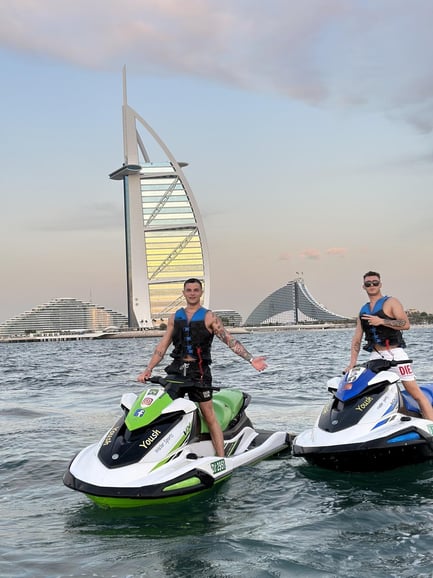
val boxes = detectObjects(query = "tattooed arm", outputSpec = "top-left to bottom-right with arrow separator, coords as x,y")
382,318 -> 406,328
364,296 -> 410,331
207,312 -> 267,371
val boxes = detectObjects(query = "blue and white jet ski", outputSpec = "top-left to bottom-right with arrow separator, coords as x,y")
63,376 -> 292,507
292,359 -> 433,472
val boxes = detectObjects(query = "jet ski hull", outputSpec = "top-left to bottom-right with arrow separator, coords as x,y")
293,362 -> 433,473
293,428 -> 433,472
63,460 -> 228,507
64,417 -> 291,507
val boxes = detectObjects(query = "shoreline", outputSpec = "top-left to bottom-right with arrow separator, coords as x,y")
0,323 -> 354,343
3,323 -> 433,344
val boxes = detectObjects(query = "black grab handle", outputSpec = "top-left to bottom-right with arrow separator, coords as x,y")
148,375 -> 220,392
366,358 -> 413,373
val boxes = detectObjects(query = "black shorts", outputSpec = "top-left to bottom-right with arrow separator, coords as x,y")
164,361 -> 213,403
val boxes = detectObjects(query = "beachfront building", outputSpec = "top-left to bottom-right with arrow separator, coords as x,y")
109,68 -> 210,329
214,310 -> 243,327
0,298 -> 128,337
245,278 -> 351,326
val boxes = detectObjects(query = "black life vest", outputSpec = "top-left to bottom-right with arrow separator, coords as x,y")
170,307 -> 214,363
360,295 -> 406,351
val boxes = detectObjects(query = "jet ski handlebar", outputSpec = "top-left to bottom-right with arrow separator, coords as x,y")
366,358 -> 413,373
148,375 -> 221,392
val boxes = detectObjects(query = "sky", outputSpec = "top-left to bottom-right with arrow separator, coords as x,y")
1,0 -> 433,324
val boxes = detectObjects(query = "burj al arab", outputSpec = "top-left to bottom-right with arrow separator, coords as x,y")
109,68 -> 210,329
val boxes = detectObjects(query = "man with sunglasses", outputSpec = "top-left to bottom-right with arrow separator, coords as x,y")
137,278 -> 268,456
346,270 -> 433,421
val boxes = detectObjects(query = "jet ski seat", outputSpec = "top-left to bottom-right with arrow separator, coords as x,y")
200,390 -> 246,432
401,384 -> 433,414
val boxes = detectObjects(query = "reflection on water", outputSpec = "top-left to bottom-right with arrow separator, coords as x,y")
66,486 -> 226,539
297,460 -> 433,510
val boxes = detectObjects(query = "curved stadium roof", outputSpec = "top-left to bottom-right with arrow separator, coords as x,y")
245,280 -> 350,325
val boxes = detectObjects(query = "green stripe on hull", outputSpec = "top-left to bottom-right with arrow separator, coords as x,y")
85,474 -> 232,508
162,476 -> 202,492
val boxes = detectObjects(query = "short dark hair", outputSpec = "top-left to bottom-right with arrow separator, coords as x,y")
183,278 -> 203,289
363,271 -> 381,280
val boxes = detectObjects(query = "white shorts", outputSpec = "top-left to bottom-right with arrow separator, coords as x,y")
369,347 -> 415,381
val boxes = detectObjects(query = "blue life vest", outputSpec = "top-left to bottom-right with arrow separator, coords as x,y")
170,307 -> 214,363
360,296 -> 406,351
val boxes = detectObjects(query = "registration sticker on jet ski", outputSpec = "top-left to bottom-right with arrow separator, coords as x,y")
141,392 -> 160,407
210,459 -> 226,474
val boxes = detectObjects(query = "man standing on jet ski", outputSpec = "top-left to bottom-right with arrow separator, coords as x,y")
137,278 -> 268,457
346,270 -> 433,421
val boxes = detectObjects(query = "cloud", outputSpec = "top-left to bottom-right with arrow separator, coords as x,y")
300,249 -> 321,260
281,247 -> 347,262
2,0 -> 433,127
326,247 -> 348,257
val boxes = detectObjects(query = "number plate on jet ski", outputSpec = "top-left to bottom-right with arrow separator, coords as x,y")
210,459 -> 226,474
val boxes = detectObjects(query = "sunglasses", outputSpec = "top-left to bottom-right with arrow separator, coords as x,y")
364,281 -> 380,287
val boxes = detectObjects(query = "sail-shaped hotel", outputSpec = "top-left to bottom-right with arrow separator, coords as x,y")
109,68 -> 210,329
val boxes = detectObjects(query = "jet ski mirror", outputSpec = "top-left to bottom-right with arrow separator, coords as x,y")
327,376 -> 341,393
346,366 -> 366,382
120,392 -> 138,412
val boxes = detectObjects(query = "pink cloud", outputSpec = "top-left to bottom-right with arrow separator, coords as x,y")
326,247 -> 348,257
300,249 -> 321,260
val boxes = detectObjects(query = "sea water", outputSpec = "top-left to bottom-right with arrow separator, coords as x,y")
1,327 -> 433,577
